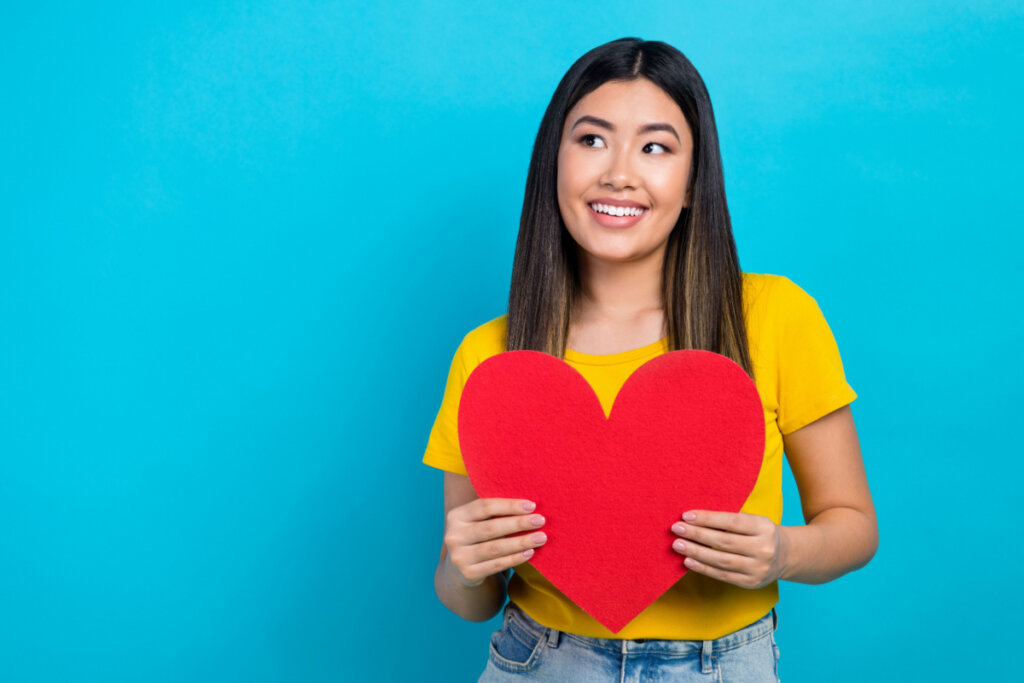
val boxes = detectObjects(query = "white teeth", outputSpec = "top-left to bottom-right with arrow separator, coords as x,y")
589,203 -> 647,217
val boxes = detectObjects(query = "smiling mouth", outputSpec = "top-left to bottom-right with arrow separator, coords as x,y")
588,202 -> 648,217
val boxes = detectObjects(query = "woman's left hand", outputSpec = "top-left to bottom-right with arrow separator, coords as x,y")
670,511 -> 790,589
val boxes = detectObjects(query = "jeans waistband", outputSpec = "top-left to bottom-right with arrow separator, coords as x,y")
503,601 -> 777,656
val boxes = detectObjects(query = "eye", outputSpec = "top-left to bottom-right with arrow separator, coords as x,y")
643,142 -> 669,154
579,134 -> 606,148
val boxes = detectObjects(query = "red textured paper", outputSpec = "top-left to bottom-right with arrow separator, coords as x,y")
458,349 -> 764,634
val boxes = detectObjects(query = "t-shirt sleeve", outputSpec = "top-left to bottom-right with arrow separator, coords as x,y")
422,338 -> 471,475
774,277 -> 858,435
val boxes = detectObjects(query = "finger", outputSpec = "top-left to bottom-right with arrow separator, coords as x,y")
464,512 -> 546,546
463,547 -> 538,584
452,498 -> 536,523
467,530 -> 548,566
447,528 -> 544,582
681,510 -> 762,535
673,537 -> 754,574
679,553 -> 754,588
672,522 -> 750,554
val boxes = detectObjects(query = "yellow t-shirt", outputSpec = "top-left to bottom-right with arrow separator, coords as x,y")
422,272 -> 857,640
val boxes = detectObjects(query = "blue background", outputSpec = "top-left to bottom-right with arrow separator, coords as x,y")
2,1 -> 1021,681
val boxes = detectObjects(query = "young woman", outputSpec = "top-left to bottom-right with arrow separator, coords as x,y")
423,38 -> 877,682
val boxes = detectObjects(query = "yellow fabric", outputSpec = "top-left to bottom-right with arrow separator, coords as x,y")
422,272 -> 857,640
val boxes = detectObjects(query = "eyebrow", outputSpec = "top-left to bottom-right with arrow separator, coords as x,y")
570,115 -> 681,144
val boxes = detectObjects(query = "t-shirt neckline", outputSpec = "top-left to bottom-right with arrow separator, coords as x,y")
564,337 -> 669,366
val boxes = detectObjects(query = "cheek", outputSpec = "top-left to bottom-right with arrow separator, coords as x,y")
556,150 -> 586,217
650,165 -> 689,209
558,147 -> 598,194
555,150 -> 568,203
555,177 -> 573,226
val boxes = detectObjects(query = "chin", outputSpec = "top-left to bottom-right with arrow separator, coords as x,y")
580,246 -> 654,264
575,235 -> 652,263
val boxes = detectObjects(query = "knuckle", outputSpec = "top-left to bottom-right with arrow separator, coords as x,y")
474,539 -> 497,561
498,556 -> 522,573
714,535 -> 734,552
444,526 -> 464,545
449,547 -> 467,566
504,552 -> 527,569
493,538 -> 517,559
493,538 -> 516,558
480,558 -> 506,578
744,566 -> 766,587
495,550 -> 516,567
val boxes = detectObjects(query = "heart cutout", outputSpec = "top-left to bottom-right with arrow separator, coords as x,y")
458,349 -> 764,633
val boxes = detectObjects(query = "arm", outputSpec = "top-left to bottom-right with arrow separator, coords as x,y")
433,472 -> 547,622
777,404 -> 878,584
671,404 -> 878,587
434,473 -> 508,622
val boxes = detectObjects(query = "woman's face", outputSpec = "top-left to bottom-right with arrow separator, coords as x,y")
557,78 -> 693,267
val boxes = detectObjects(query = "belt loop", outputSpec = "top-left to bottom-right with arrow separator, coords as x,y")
546,627 -> 560,648
701,639 -> 713,674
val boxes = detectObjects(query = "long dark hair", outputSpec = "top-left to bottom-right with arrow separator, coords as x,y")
506,38 -> 753,378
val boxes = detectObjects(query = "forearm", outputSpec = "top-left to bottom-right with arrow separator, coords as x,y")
779,507 -> 878,584
434,553 -> 509,622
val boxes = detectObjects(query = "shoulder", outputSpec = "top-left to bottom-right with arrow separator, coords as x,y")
741,272 -> 831,358
742,271 -> 810,298
742,272 -> 817,318
452,314 -> 508,374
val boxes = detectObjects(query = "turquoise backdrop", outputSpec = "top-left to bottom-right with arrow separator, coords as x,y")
2,1 -> 1021,681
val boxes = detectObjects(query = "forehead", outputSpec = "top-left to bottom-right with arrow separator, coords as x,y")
564,78 -> 688,130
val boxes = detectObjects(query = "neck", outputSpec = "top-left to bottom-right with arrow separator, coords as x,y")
574,248 -> 665,324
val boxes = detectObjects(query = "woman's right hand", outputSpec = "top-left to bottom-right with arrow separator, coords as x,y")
443,498 -> 547,588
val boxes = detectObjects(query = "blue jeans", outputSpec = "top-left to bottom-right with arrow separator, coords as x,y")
479,602 -> 781,682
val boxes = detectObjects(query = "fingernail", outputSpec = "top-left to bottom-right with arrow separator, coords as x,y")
530,515 -> 545,527
673,540 -> 686,551
532,532 -> 547,544
523,548 -> 534,558
672,523 -> 686,534
683,512 -> 696,521
522,501 -> 536,512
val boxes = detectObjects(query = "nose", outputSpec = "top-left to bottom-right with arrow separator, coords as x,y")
599,146 -> 638,191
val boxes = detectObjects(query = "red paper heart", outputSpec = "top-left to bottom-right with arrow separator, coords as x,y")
458,349 -> 764,633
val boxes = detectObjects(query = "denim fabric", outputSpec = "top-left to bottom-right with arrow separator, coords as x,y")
478,602 -> 780,682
